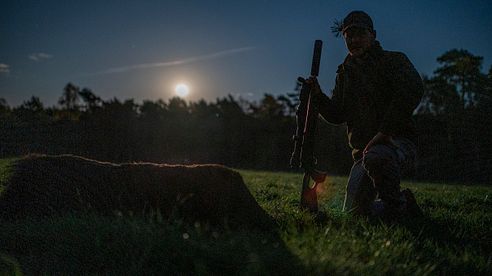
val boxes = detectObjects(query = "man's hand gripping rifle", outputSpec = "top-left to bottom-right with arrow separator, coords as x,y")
290,40 -> 327,213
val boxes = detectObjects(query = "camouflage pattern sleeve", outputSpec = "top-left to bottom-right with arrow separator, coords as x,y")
317,69 -> 346,125
379,52 -> 424,135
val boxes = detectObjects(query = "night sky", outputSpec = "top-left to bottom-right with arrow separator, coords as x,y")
1,0 -> 491,106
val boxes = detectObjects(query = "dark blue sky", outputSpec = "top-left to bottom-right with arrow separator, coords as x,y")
1,0 -> 491,106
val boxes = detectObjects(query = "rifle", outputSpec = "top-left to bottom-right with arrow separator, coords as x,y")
290,40 -> 327,213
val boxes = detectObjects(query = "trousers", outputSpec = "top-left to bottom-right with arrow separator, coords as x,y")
342,137 -> 417,216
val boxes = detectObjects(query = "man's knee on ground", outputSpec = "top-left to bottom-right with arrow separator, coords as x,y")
362,144 -> 396,177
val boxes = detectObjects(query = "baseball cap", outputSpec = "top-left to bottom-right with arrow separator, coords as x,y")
342,11 -> 374,34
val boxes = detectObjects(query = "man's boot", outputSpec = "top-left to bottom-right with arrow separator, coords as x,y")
402,188 -> 423,217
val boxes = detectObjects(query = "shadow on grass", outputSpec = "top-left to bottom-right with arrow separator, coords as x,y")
0,214 -> 306,275
398,214 -> 492,253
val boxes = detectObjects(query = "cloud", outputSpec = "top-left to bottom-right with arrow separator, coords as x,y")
0,63 -> 10,74
29,52 -> 53,62
84,46 -> 256,76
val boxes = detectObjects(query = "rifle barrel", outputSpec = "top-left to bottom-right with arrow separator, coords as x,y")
310,40 -> 323,77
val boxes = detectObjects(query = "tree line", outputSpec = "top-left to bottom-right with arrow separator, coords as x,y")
1,49 -> 491,183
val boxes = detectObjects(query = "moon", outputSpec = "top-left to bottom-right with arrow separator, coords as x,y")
175,83 -> 190,97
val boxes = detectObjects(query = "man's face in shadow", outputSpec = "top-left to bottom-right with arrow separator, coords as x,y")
343,27 -> 376,57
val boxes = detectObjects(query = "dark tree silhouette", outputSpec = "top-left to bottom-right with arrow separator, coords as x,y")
434,49 -> 484,110
18,96 -> 44,113
0,98 -> 10,115
415,49 -> 489,182
59,83 -> 80,111
79,88 -> 102,111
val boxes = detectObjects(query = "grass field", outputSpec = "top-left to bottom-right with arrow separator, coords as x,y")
0,159 -> 491,275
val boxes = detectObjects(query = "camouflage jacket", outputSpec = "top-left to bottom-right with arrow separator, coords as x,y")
317,41 -> 424,160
